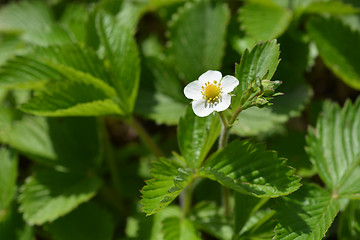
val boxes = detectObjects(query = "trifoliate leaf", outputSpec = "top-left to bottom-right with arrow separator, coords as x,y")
239,0 -> 292,41
45,202 -> 114,240
168,0 -> 230,82
307,17 -> 360,89
199,140 -> 301,197
306,98 -> 360,198
140,158 -> 194,216
0,1 -> 53,33
178,107 -> 220,169
96,11 -> 140,115
0,148 -> 17,211
20,66 -> 123,116
19,168 -> 101,225
274,184 -> 340,240
162,216 -> 201,240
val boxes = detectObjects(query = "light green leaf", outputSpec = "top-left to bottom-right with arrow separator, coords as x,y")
0,35 -> 25,66
178,107 -> 220,169
306,98 -> 360,198
22,24 -> 75,46
190,202 -> 232,240
232,40 -> 280,109
0,1 -> 53,33
135,90 -> 186,125
307,17 -> 360,89
20,66 -> 123,116
140,158 -> 194,216
274,184 -> 340,240
96,11 -> 140,114
239,0 -> 292,41
0,148 -> 17,211
168,0 -> 230,82
0,203 -> 34,240
304,1 -> 360,15
45,202 -> 114,240
338,200 -> 360,240
60,3 -> 89,42
19,168 -> 101,225
199,140 -> 301,197
162,216 -> 201,240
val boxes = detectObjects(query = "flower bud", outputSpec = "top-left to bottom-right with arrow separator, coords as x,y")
261,80 -> 282,96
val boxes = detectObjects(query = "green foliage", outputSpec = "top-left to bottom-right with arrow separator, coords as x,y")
274,184 -> 340,240
45,202 -> 114,240
0,0 -> 360,239
140,157 -> 194,216
168,0 -> 230,82
306,98 -> 360,198
307,17 -> 360,90
0,148 -> 17,211
19,168 -> 101,225
239,0 -> 292,41
199,140 -> 301,197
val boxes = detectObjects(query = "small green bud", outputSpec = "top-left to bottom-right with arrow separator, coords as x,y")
261,80 -> 282,96
254,97 -> 269,108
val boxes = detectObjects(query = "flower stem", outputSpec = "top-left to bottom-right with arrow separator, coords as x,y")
180,180 -> 194,217
128,116 -> 164,158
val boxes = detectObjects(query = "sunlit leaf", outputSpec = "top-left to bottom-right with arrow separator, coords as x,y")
274,184 -> 340,240
162,216 -> 201,240
199,140 -> 301,197
178,107 -> 220,169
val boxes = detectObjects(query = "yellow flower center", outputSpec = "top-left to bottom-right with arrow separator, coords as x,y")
201,81 -> 222,103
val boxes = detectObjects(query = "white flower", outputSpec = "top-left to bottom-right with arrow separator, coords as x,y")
184,70 -> 239,117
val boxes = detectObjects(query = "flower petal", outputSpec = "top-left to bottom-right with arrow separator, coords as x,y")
214,94 -> 231,112
221,75 -> 239,93
192,99 -> 214,117
198,70 -> 222,84
184,80 -> 203,100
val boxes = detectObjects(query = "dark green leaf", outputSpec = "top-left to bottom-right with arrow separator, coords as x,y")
178,107 -> 220,169
45,202 -> 114,240
19,168 -> 101,225
168,0 -> 230,82
199,140 -> 301,197
274,184 -> 340,240
338,200 -> 360,240
162,216 -> 201,240
307,17 -> 360,89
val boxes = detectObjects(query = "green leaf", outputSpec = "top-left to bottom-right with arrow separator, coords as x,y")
168,0 -> 230,82
239,0 -> 292,41
190,201 -> 232,240
0,148 -> 17,211
20,66 -> 123,116
306,98 -> 360,198
199,140 -> 301,197
338,200 -> 360,240
303,1 -> 360,15
96,11 -> 140,114
22,24 -> 75,46
45,202 -> 114,240
0,203 -> 34,240
162,216 -> 201,240
178,107 -> 220,169
0,34 -> 25,66
232,40 -> 280,109
19,168 -> 101,225
140,158 -> 194,216
0,1 -> 53,33
274,184 -> 340,240
307,17 -> 360,89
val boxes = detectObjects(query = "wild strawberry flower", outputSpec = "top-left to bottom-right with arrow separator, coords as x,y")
184,70 -> 239,117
